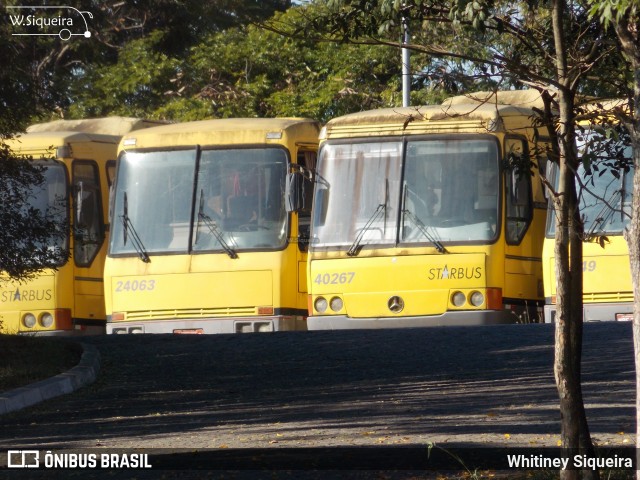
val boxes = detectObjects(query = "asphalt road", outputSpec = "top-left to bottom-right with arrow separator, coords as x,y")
0,322 -> 636,479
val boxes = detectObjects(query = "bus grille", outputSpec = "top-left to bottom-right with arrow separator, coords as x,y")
583,292 -> 633,303
125,307 -> 257,320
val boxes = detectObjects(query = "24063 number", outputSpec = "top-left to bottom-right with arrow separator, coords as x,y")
313,272 -> 355,285
115,279 -> 156,292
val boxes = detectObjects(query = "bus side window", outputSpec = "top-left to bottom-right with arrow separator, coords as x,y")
106,161 -> 116,188
73,161 -> 105,267
106,160 -> 116,223
505,138 -> 533,245
297,150 -> 316,251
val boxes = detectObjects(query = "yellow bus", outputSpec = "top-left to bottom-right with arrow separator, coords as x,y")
104,118 -> 320,334
305,91 -> 551,329
543,101 -> 633,322
0,117 -> 162,335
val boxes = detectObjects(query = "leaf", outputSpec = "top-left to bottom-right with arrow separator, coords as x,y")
598,236 -> 609,248
403,114 -> 416,130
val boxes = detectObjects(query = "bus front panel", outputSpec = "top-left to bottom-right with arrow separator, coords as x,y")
0,270 -> 74,335
307,247 -> 522,329
544,237 -> 633,322
308,135 -> 518,329
310,252 -> 486,317
543,135 -> 633,323
105,250 -> 306,334
105,121 -> 320,334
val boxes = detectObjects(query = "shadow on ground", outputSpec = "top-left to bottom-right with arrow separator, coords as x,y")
0,323 -> 634,454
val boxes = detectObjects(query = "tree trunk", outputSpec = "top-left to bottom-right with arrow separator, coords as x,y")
631,103 -> 640,480
625,128 -> 640,480
615,17 -> 640,476
551,2 -> 598,479
553,91 -> 597,480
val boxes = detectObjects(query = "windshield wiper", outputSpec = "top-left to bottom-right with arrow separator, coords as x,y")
347,179 -> 390,257
120,192 -> 150,263
584,188 -> 622,240
401,185 -> 447,253
347,203 -> 386,257
402,208 -> 447,253
196,192 -> 238,259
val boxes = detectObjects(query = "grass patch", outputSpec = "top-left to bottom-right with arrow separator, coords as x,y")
0,335 -> 82,392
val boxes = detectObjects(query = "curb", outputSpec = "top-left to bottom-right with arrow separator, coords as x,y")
0,343 -> 101,416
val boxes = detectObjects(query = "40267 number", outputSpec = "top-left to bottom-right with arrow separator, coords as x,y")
313,272 -> 355,285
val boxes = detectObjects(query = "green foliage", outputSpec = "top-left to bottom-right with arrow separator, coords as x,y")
3,1 -> 294,125
68,31 -> 183,119
34,1 -> 508,123
0,142 -> 69,280
588,0 -> 639,28
449,0 -> 493,30
187,21 -> 396,121
0,3 -> 72,131
67,6 -> 454,122
284,0 -> 624,101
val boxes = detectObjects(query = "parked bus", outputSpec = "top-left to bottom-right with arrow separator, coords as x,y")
302,91 -> 551,329
543,100 -> 633,322
0,117 -> 162,335
104,118 -> 320,334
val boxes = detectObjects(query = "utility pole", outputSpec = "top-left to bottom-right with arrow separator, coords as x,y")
401,6 -> 410,107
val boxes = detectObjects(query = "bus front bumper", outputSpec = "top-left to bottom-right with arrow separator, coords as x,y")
544,303 -> 633,323
307,310 -> 520,330
106,315 -> 307,334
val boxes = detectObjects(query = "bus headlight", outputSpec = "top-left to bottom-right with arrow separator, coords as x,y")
329,297 -> 343,312
314,297 -> 328,313
22,313 -> 37,328
469,291 -> 485,307
39,312 -> 54,328
451,291 -> 466,307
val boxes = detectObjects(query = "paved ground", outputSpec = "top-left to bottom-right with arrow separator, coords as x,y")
0,322 -> 635,479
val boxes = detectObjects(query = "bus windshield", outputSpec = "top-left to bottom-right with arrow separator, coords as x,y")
110,147 -> 288,256
193,148 -> 288,251
546,139 -> 632,237
312,138 -> 500,249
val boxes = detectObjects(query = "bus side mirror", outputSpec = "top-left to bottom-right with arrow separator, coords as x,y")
285,171 -> 306,212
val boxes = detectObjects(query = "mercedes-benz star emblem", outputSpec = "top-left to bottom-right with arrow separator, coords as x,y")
388,296 -> 404,313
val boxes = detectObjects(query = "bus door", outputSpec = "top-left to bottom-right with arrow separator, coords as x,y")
502,136 -> 541,320
294,147 -> 317,300
72,159 -> 107,329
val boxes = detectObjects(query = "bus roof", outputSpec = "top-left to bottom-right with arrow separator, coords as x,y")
119,117 -> 320,150
322,101 -> 542,139
26,117 -> 167,136
6,131 -> 123,155
443,89 -> 548,109
580,98 -> 629,121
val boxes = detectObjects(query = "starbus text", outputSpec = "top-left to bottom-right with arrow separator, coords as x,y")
1,289 -> 53,303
